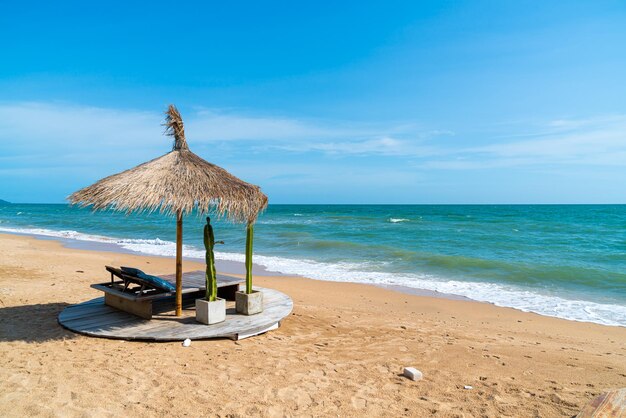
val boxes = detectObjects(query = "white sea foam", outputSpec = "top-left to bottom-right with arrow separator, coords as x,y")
388,218 -> 410,223
0,226 -> 113,242
0,225 -> 207,259
1,225 -> 624,327
222,252 -> 626,327
258,219 -> 319,225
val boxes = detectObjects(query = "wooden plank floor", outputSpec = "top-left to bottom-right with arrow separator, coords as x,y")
58,287 -> 293,341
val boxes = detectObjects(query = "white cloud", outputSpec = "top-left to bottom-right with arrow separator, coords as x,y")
187,109 -> 449,149
0,101 -> 445,158
422,115 -> 626,169
273,136 -> 405,155
0,102 -> 160,151
272,136 -> 447,157
187,109 -> 336,141
1,101 -> 623,174
475,117 -> 626,160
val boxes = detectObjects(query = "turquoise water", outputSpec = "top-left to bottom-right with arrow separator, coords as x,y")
1,203 -> 624,326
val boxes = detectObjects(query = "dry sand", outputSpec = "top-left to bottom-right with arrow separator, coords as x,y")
0,233 -> 624,417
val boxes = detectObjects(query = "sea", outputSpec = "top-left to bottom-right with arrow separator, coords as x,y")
0,203 -> 624,327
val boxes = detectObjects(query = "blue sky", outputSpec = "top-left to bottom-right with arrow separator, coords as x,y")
1,1 -> 625,203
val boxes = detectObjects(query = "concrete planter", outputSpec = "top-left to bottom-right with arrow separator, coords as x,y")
235,290 -> 263,315
195,297 -> 226,325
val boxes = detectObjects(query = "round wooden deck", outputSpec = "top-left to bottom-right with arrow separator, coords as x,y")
58,287 -> 293,341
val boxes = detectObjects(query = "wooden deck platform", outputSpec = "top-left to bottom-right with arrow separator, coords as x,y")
91,271 -> 244,319
58,287 -> 293,341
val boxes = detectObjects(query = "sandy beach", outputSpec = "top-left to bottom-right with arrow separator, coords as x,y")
1,233 -> 625,417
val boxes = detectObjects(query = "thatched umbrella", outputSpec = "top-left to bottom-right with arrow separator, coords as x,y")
69,105 -> 268,316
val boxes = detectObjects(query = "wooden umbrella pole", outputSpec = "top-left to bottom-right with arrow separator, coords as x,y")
245,222 -> 254,294
175,210 -> 183,316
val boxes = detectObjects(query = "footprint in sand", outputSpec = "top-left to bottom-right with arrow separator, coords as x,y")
277,387 -> 313,408
351,397 -> 367,408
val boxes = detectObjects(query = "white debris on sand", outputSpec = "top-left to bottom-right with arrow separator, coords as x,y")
403,367 -> 423,381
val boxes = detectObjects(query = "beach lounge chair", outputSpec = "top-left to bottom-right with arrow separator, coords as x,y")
91,266 -> 244,319
105,266 -> 176,296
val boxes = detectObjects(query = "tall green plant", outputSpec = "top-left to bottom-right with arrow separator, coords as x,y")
245,222 -> 254,294
204,217 -> 217,301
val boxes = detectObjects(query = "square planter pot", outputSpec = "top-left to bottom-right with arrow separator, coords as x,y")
235,290 -> 263,315
195,297 -> 226,325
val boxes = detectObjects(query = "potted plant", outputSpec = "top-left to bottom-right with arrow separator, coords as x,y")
236,222 -> 263,315
196,217 -> 226,324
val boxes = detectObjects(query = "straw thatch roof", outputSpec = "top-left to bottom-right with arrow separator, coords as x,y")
68,105 -> 268,223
